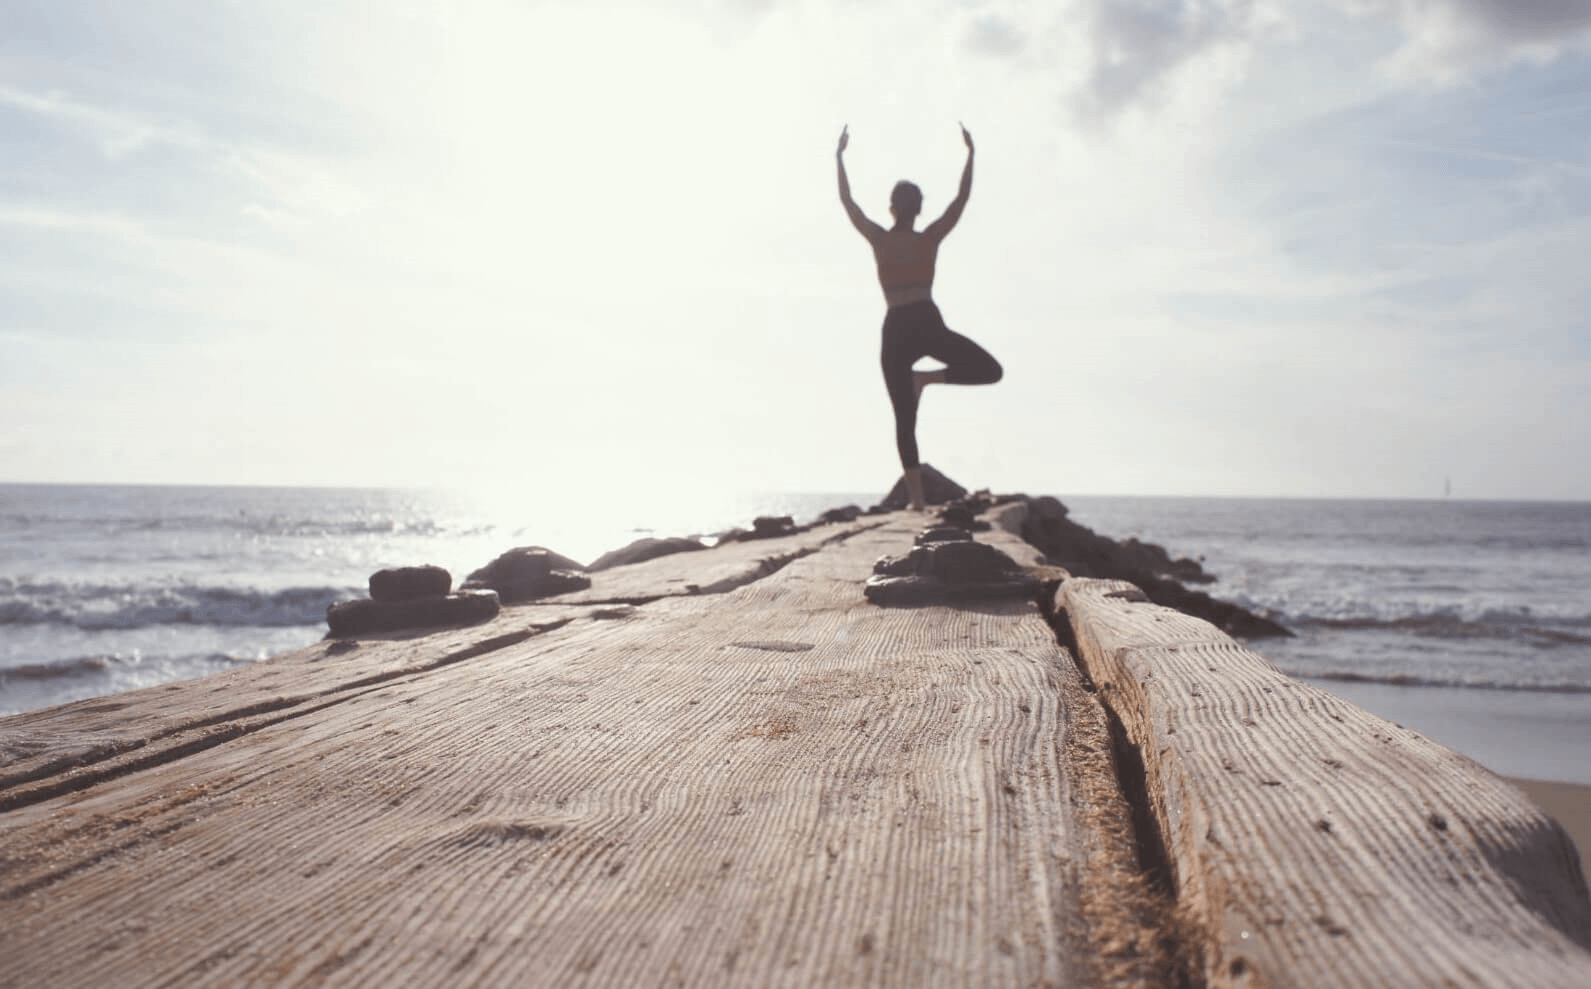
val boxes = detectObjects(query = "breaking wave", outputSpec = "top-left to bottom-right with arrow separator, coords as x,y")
0,578 -> 356,631
1286,612 -> 1591,647
1299,669 -> 1591,695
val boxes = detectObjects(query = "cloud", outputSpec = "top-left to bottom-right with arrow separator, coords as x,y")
1345,0 -> 1591,79
0,203 -> 138,237
970,0 -> 1591,124
0,84 -> 198,157
1069,0 -> 1281,120
962,12 -> 1028,57
0,80 -> 359,232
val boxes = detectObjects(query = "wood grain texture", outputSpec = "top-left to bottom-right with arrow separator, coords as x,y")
0,519 -> 883,811
1058,577 -> 1591,989
0,517 -> 1126,988
541,517 -> 886,603
0,607 -> 588,811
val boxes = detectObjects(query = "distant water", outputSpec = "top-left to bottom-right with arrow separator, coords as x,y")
3,487 -> 1589,720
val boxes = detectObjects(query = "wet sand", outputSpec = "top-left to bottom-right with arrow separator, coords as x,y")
1302,678 -> 1591,785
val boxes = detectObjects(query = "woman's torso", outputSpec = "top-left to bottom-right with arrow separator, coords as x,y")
871,228 -> 940,308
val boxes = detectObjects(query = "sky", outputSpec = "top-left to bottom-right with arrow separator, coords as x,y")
2,0 -> 1589,502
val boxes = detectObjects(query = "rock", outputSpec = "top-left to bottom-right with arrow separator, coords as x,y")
984,501 -> 1029,536
943,490 -> 997,518
753,515 -> 795,537
915,527 -> 973,546
1013,496 -> 1289,638
933,499 -> 992,531
327,589 -> 500,637
718,515 -> 801,544
461,546 -> 591,603
1029,495 -> 1068,522
879,463 -> 968,510
935,504 -> 978,531
924,539 -> 1021,583
588,537 -> 705,572
819,504 -> 863,524
368,565 -> 451,602
872,546 -> 931,577
864,531 -> 1039,605
437,589 -> 501,625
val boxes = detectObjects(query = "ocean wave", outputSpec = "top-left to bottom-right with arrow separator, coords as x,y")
0,651 -> 253,691
1283,612 -> 1591,646
1,654 -> 118,680
110,515 -> 465,539
1369,532 -> 1591,553
0,579 -> 355,630
0,507 -> 487,541
1296,669 -> 1591,694
1222,588 -> 1591,630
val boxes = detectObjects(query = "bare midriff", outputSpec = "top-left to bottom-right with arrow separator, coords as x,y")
872,228 -> 940,309
883,281 -> 933,308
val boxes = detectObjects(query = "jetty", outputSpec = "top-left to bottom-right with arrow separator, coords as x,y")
3,504 -> 1589,987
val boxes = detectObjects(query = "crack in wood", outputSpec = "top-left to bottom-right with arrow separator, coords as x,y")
1036,582 -> 1201,989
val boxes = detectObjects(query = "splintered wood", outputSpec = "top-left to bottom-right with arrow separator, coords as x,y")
0,518 -> 1118,988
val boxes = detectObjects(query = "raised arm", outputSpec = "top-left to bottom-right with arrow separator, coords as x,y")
925,123 -> 974,241
837,126 -> 884,241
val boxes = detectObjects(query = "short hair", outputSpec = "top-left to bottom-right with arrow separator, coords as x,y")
890,180 -> 923,217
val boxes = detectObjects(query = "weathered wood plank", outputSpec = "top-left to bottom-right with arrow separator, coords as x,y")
0,606 -> 590,807
0,518 -> 1144,988
1058,577 -> 1591,989
0,517 -> 885,808
542,517 -> 886,603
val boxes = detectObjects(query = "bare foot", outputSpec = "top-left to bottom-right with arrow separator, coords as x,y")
904,466 -> 927,513
913,370 -> 934,403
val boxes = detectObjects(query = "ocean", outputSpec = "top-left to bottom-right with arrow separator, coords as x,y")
1061,496 -> 1591,695
3,485 -> 1589,779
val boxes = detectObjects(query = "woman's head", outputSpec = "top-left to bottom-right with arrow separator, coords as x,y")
890,180 -> 923,221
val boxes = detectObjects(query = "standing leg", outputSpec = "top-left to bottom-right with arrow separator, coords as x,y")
902,466 -> 926,512
881,324 -> 928,511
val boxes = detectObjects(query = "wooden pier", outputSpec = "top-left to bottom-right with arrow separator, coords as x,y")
3,510 -> 1589,987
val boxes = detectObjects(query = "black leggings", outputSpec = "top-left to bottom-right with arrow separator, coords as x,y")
880,300 -> 1002,469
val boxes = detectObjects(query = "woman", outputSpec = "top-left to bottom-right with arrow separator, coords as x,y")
836,123 -> 1002,512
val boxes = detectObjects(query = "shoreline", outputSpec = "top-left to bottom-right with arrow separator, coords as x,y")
1299,677 -> 1591,786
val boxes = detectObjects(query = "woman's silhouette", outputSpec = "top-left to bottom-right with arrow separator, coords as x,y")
837,123 -> 1002,511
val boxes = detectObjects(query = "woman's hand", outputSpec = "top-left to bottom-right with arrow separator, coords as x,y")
837,125 -> 850,156
960,121 -> 974,152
